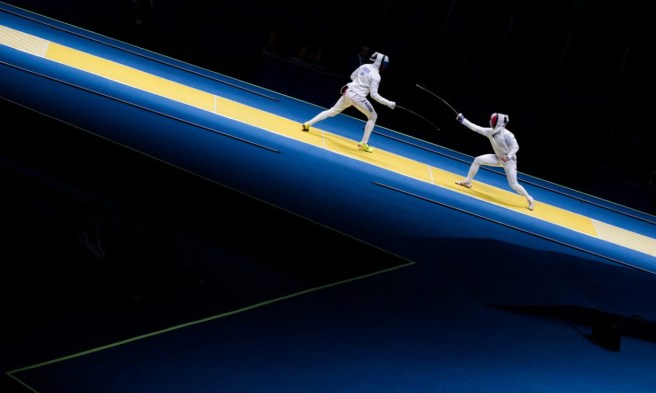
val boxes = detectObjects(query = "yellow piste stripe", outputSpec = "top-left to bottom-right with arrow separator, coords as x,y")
217,98 -> 598,236
46,42 -> 216,112
4,25 -> 654,256
222,99 -> 597,235
593,220 -> 656,257
0,25 -> 48,56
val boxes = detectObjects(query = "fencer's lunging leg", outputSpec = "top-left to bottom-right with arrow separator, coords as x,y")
465,155 -> 496,183
464,160 -> 481,183
361,119 -> 376,144
350,95 -> 377,144
306,107 -> 339,126
306,95 -> 350,127
503,160 -> 535,209
503,162 -> 530,198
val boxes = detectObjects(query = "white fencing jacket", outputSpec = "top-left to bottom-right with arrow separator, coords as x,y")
461,114 -> 519,161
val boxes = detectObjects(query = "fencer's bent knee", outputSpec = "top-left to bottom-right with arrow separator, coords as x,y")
368,111 -> 378,121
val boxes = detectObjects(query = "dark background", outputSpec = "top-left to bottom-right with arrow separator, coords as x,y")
2,0 -> 656,213
1,2 -> 656,391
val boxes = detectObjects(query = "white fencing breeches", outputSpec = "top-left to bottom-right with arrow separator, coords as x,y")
464,153 -> 531,198
306,91 -> 378,144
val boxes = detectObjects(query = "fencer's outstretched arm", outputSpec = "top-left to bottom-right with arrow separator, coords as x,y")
370,79 -> 395,109
456,113 -> 488,136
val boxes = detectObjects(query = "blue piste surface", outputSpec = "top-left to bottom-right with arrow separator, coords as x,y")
2,2 -> 656,392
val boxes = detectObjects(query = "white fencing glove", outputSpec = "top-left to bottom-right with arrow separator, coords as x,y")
456,113 -> 464,123
388,101 -> 396,110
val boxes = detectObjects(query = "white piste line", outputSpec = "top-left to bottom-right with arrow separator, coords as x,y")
428,165 -> 436,184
